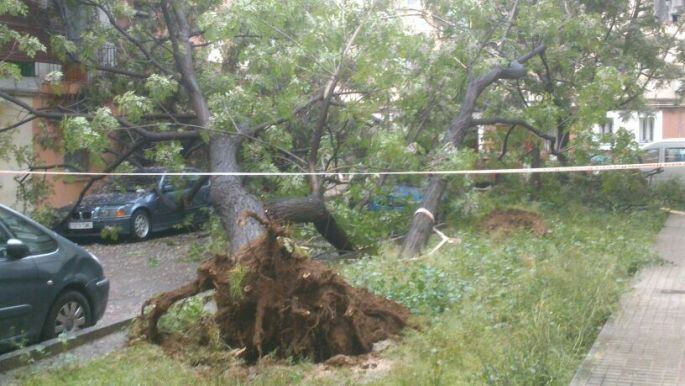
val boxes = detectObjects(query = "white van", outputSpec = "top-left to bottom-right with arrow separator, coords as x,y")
641,139 -> 685,184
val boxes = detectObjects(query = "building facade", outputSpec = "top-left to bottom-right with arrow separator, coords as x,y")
0,1 -> 95,210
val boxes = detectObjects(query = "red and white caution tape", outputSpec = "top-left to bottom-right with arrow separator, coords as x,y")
0,161 -> 683,177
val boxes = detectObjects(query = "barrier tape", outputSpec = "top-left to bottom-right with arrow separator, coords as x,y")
0,161 -> 683,177
414,208 -> 435,222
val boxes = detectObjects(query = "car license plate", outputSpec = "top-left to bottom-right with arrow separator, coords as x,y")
69,221 -> 93,230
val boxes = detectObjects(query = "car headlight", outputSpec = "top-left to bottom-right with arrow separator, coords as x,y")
97,206 -> 130,219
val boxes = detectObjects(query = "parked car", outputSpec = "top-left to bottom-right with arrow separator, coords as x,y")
56,167 -> 211,241
640,139 -> 685,184
0,204 -> 109,349
368,185 -> 424,211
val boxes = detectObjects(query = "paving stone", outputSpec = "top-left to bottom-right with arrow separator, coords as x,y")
571,215 -> 685,386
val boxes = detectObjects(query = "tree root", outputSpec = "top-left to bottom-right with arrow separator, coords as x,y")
137,213 -> 410,363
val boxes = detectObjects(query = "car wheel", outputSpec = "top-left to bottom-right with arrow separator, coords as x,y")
42,291 -> 92,339
130,210 -> 151,240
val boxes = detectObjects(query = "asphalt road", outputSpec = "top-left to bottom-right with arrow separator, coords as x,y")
80,229 -> 204,325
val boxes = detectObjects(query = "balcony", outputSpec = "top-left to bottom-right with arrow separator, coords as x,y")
0,62 -> 63,95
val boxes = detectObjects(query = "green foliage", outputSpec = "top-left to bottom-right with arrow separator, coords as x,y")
145,74 -> 179,102
186,211 -> 230,263
652,179 -> 685,210
100,226 -> 122,243
91,107 -> 119,132
30,206 -> 58,228
48,34 -> 78,63
113,91 -> 152,122
0,0 -> 25,15
144,141 -> 185,170
327,199 -> 410,250
344,206 -> 665,385
345,259 -> 465,315
157,294 -> 211,336
228,264 -> 248,301
61,116 -> 107,154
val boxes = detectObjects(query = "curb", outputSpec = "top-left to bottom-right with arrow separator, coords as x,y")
0,317 -> 133,373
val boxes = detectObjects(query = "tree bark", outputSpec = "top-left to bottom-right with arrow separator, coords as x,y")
398,176 -> 446,258
399,44 -> 545,258
209,134 -> 266,253
266,195 -> 354,252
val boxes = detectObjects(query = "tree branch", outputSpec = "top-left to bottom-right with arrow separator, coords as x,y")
80,0 -> 174,76
470,117 -> 556,143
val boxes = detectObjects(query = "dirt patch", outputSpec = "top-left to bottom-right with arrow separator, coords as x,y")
138,212 -> 410,363
481,209 -> 547,236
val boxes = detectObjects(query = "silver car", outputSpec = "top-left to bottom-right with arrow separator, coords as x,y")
641,139 -> 685,184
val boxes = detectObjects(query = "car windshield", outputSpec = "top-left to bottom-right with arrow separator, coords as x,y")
99,175 -> 160,193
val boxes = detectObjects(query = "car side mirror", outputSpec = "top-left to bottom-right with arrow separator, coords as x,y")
6,238 -> 29,259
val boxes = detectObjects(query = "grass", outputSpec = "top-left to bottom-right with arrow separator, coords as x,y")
17,205 -> 667,386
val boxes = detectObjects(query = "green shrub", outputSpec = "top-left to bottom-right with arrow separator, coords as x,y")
653,178 -> 685,210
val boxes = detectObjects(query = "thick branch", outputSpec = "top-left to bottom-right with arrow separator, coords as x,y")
265,195 -> 354,251
446,44 -> 545,145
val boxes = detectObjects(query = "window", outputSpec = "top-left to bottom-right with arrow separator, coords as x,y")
0,226 -> 8,259
9,61 -> 36,77
639,115 -> 655,143
0,208 -> 57,255
98,42 -> 117,68
600,119 -> 613,135
665,148 -> 685,163
641,149 -> 660,163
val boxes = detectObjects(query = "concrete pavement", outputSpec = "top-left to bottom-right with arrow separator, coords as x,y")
572,214 -> 685,385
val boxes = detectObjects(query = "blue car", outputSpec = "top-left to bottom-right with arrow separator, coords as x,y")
368,185 -> 424,211
57,168 -> 211,241
0,204 -> 109,348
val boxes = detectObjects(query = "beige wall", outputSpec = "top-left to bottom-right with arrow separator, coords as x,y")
662,108 -> 685,138
0,97 -> 33,210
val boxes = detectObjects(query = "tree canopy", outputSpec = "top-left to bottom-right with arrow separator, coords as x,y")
0,0 -> 682,256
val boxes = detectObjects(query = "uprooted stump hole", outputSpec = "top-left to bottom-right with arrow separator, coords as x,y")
136,212 -> 410,363
480,208 -> 548,237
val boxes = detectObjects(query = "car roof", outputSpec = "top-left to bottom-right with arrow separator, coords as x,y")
642,140 -> 685,149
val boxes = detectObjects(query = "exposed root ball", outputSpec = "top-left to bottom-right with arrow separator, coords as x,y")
480,209 -> 548,236
139,214 -> 410,363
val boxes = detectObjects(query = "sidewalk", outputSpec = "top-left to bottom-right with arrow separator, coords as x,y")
571,214 -> 685,385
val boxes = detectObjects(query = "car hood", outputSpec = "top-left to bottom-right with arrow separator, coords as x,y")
79,192 -> 147,207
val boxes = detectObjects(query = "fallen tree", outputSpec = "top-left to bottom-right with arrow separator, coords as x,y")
139,212 -> 409,362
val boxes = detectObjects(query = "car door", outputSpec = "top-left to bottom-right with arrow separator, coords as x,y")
155,175 -> 185,228
0,222 -> 39,344
0,206 -> 61,343
664,146 -> 685,182
183,174 -> 211,219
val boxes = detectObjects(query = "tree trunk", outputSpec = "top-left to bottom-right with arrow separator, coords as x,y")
266,195 -> 354,252
398,176 -> 447,258
209,134 -> 266,253
399,44 -> 545,258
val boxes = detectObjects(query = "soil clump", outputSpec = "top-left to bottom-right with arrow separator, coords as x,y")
481,209 -> 548,236
139,212 -> 410,363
